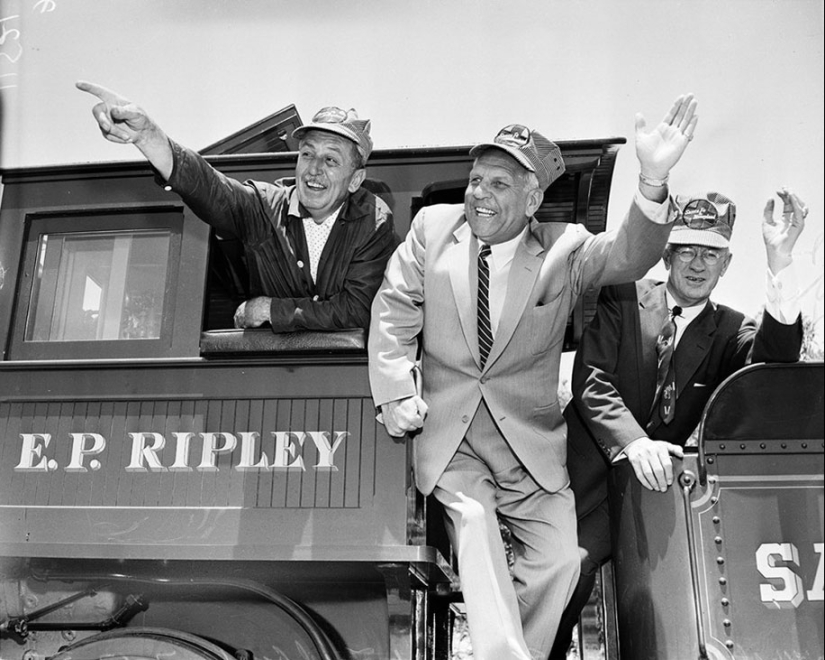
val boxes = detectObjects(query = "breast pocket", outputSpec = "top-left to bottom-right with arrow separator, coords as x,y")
527,295 -> 565,355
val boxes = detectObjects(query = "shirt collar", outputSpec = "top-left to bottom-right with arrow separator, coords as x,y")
287,185 -> 347,224
664,289 -> 708,324
480,226 -> 527,270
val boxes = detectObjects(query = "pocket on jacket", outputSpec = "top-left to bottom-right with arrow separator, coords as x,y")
528,304 -> 564,355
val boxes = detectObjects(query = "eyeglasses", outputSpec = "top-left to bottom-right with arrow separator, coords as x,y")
496,124 -> 532,148
671,246 -> 726,265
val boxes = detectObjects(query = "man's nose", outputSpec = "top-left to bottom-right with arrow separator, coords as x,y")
472,182 -> 488,198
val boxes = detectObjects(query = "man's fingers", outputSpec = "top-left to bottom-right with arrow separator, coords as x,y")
763,198 -> 777,225
76,80 -> 124,105
633,112 -> 647,136
660,94 -> 685,126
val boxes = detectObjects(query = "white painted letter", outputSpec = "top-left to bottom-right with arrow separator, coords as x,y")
807,543 -> 824,602
169,432 -> 194,472
271,432 -> 305,470
126,432 -> 167,472
15,433 -> 51,471
236,432 -> 271,471
756,542 -> 804,609
197,432 -> 237,471
66,433 -> 107,472
307,431 -> 347,471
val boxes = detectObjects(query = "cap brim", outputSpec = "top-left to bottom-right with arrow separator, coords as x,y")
292,124 -> 361,150
668,227 -> 730,248
469,142 -> 536,174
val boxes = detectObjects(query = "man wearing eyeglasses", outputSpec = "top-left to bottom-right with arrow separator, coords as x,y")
550,187 -> 807,659
77,81 -> 398,333
369,94 -> 699,660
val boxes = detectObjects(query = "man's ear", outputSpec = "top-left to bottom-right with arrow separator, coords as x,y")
662,248 -> 672,270
526,187 -> 543,217
348,168 -> 367,193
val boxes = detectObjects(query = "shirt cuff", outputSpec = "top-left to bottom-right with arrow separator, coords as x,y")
634,188 -> 672,225
765,264 -> 801,324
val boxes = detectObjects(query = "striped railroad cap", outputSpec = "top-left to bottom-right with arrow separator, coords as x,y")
292,106 -> 373,162
469,124 -> 565,191
669,192 -> 736,248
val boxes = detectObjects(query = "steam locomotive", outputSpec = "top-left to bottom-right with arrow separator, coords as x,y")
1,111 -> 821,659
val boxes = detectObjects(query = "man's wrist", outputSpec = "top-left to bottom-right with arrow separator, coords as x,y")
638,172 -> 669,187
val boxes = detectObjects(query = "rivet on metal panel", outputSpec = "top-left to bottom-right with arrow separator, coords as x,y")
719,577 -> 727,585
719,444 -> 726,451
711,496 -> 718,504
760,443 -> 766,449
716,556 -> 725,565
721,598 -> 730,607
714,536 -> 723,545
781,443 -> 787,449
723,619 -> 731,627
739,443 -> 746,450
712,516 -> 720,524
802,442 -> 808,449
726,640 -> 735,650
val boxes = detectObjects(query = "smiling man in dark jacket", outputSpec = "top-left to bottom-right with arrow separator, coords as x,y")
78,81 -> 398,332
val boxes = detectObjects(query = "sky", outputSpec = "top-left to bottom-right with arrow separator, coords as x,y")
1,0 -> 823,355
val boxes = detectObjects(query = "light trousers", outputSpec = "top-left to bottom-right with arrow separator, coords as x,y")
432,400 -> 579,660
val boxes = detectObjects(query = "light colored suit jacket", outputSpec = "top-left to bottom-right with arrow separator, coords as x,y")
369,201 -> 673,496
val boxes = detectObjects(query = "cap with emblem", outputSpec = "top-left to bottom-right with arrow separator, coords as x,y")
469,124 -> 565,191
670,192 -> 736,248
292,106 -> 373,162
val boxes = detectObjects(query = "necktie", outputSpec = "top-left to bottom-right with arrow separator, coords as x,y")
654,305 -> 682,424
477,244 -> 493,368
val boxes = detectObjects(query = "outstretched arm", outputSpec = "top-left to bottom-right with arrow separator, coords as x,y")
76,80 -> 174,179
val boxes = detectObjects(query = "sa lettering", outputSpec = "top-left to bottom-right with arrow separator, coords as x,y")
756,542 -> 824,608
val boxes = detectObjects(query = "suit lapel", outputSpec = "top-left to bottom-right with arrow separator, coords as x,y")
637,282 -> 668,383
484,226 -> 543,369
447,222 -> 479,364
673,302 -> 716,396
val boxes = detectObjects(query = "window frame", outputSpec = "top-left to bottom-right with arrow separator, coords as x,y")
8,205 -> 201,361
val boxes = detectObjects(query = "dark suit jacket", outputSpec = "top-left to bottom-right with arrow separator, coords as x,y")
165,140 -> 399,332
566,279 -> 803,518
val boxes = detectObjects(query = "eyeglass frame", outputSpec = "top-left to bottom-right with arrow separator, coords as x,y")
669,245 -> 728,266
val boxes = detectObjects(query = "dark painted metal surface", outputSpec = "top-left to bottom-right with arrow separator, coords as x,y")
609,362 -> 824,659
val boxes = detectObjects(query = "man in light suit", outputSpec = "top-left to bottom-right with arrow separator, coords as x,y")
368,94 -> 699,660
550,187 -> 807,659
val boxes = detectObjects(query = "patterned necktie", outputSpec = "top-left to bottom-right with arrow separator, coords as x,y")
477,244 -> 493,368
654,305 -> 682,424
